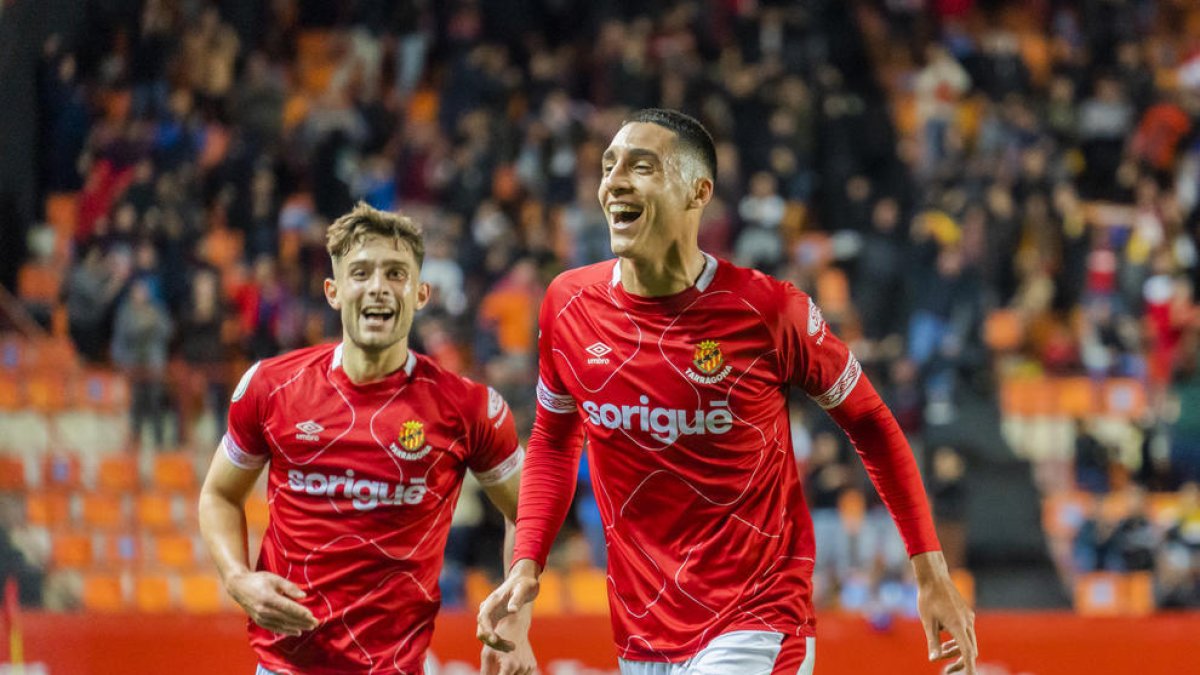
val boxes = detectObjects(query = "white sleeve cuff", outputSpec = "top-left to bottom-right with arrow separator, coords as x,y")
222,434 -> 269,470
536,378 -> 576,414
472,444 -> 524,486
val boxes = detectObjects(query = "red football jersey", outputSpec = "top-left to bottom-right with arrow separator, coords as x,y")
523,255 -> 902,661
225,343 -> 522,674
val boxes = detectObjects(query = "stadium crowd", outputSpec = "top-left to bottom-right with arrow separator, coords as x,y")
4,0 -> 1199,614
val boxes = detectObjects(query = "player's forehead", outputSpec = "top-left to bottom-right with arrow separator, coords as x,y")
602,122 -> 676,161
338,234 -> 417,268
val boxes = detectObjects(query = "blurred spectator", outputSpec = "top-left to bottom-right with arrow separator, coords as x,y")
805,431 -> 852,606
178,268 -> 229,442
65,246 -> 128,363
914,43 -> 970,175
1075,420 -> 1113,494
931,446 -> 968,570
112,279 -> 173,451
1160,482 -> 1200,607
734,171 -> 786,271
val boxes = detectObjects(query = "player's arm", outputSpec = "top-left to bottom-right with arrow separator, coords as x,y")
478,472 -> 536,675
199,452 -> 317,636
780,288 -> 975,673
476,387 -> 585,650
825,380 -> 977,674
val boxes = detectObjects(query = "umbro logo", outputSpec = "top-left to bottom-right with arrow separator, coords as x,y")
295,420 -> 324,442
585,342 -> 612,365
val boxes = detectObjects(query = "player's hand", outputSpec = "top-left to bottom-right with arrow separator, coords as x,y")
480,628 -> 536,675
227,570 -> 319,637
913,552 -> 977,675
477,559 -> 541,652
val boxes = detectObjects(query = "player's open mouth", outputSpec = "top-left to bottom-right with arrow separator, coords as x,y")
361,306 -> 396,329
608,203 -> 644,230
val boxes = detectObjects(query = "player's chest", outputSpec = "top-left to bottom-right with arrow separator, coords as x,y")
262,389 -> 469,484
551,301 -> 779,399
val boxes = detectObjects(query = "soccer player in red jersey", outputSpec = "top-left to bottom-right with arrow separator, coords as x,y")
199,204 -> 535,675
477,110 -> 977,674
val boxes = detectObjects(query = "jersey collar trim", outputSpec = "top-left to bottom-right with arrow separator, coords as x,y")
610,252 -> 717,292
329,343 -> 417,376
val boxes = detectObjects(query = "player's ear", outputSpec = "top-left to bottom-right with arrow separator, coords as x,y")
415,281 -> 431,311
324,277 -> 340,310
688,176 -> 714,210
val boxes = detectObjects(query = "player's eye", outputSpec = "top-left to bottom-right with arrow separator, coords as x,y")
351,270 -> 368,280
602,164 -> 614,175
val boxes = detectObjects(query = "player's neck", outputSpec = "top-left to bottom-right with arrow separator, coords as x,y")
619,246 -> 706,298
340,341 -> 410,384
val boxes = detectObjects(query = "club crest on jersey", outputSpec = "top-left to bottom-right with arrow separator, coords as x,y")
390,420 -> 433,460
686,339 -> 733,384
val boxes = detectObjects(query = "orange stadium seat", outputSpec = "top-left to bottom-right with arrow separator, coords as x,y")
75,370 -> 131,413
96,531 -> 141,569
81,572 -> 127,612
1103,379 -> 1146,419
96,454 -> 139,493
465,569 -> 494,610
152,453 -> 197,492
245,493 -> 270,531
566,568 -> 609,614
1074,572 -> 1122,616
1057,377 -> 1100,418
152,534 -> 198,570
983,309 -> 1023,352
51,531 -> 94,569
134,573 -> 173,612
42,453 -> 82,491
532,569 -> 563,616
0,373 -> 23,410
179,573 -> 223,613
17,263 -> 61,306
26,491 -> 72,527
25,370 -> 70,413
0,455 -> 28,491
135,492 -> 177,532
950,569 -> 976,608
80,492 -> 128,531
44,192 -> 78,232
27,338 -> 78,373
1042,491 -> 1094,540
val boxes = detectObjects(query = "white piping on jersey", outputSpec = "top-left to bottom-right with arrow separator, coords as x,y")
610,252 -> 718,292
553,295 -> 644,394
265,366 -> 356,467
674,543 -> 720,617
330,342 -> 417,377
811,353 -> 862,410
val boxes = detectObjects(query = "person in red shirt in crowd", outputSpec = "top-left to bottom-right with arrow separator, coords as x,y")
477,109 -> 976,674
199,203 -> 535,675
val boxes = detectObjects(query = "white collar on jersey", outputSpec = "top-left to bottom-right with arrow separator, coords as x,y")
330,343 -> 417,377
610,252 -> 718,292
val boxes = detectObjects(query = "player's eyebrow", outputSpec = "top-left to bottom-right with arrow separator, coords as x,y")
602,147 -> 662,164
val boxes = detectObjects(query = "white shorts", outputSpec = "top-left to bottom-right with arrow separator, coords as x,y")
619,631 -> 816,675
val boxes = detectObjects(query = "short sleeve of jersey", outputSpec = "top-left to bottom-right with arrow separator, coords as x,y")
224,361 -> 271,469
534,278 -> 578,416
775,283 -> 863,411
466,384 -> 524,486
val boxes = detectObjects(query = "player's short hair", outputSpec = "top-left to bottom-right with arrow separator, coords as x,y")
624,108 -> 717,183
326,202 -> 425,269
